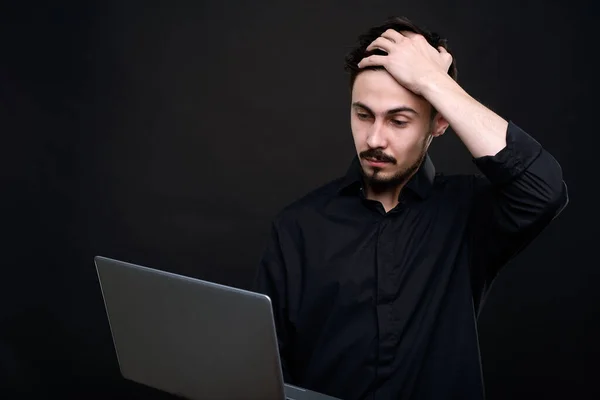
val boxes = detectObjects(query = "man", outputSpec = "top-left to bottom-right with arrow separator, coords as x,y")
253,16 -> 568,400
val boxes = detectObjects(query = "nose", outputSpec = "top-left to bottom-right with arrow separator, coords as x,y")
366,120 -> 387,149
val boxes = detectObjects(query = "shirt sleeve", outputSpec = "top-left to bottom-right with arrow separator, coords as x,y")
468,121 -> 569,302
252,217 -> 297,384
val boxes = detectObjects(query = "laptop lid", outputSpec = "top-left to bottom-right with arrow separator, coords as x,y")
94,255 -> 286,400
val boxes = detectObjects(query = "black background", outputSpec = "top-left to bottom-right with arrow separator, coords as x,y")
1,0 -> 596,398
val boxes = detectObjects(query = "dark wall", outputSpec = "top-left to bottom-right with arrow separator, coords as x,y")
1,1 -> 596,398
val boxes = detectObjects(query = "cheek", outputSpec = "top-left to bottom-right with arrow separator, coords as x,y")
350,120 -> 366,143
390,135 -> 426,159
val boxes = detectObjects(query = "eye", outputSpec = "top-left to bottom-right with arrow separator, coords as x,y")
356,113 -> 371,120
391,120 -> 407,127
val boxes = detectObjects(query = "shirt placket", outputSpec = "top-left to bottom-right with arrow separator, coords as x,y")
374,213 -> 397,382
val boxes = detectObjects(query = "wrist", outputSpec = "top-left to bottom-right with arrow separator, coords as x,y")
418,71 -> 458,99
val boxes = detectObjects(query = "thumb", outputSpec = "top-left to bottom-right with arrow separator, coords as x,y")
437,46 -> 453,71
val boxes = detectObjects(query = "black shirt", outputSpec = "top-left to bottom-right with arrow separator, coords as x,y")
253,121 -> 568,400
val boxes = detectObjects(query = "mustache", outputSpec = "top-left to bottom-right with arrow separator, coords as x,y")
360,149 -> 397,164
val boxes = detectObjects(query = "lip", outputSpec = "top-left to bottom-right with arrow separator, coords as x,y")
364,158 -> 391,168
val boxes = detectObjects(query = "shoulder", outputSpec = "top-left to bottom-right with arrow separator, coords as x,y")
430,172 -> 492,203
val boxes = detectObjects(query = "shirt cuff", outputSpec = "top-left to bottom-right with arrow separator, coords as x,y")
472,120 -> 543,185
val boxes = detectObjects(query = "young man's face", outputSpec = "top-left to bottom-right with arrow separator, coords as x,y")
350,69 -> 447,188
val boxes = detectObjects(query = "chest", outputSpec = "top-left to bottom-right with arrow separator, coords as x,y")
295,194 -> 473,312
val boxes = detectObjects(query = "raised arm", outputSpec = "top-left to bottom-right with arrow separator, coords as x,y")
467,121 -> 567,302
358,28 -> 568,298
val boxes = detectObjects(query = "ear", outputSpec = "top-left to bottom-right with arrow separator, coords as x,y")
430,112 -> 449,138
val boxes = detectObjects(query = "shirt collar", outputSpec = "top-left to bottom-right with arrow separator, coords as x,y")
337,153 -> 436,200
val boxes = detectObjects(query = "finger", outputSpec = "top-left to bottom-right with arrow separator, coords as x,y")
436,46 -> 452,66
441,50 -> 453,62
381,32 -> 397,43
382,29 -> 406,42
444,55 -> 453,71
357,55 -> 387,69
366,37 -> 394,53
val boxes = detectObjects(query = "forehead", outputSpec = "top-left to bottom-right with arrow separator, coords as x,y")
351,69 -> 428,114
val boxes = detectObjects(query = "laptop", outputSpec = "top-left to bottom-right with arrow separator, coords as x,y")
94,256 -> 341,400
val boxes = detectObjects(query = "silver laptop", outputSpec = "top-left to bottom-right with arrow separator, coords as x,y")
94,256 -> 341,400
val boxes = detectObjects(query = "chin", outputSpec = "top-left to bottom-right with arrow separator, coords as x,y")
369,175 -> 399,186
363,169 -> 397,184
363,164 -> 414,188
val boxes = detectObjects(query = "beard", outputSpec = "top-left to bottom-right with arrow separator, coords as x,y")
359,141 -> 428,192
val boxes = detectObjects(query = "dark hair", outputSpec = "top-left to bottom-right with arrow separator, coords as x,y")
344,16 -> 458,90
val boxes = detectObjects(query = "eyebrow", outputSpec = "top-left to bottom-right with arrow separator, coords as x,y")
352,101 -> 419,116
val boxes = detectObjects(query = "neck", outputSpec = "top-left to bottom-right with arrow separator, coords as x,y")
364,182 -> 405,213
